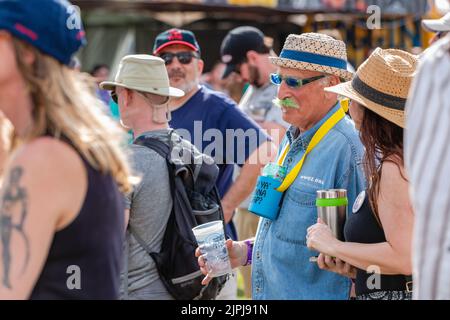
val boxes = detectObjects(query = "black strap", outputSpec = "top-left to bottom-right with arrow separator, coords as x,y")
134,135 -> 171,159
129,134 -> 173,259
125,224 -> 158,296
128,224 -> 154,256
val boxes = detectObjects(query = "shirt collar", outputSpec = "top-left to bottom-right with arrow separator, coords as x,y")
286,102 -> 341,152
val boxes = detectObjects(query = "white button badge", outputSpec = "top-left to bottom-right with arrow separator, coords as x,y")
352,190 -> 366,213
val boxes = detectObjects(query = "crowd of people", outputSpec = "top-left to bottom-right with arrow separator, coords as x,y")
0,0 -> 449,301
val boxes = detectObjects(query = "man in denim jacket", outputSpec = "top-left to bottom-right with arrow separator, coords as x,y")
197,33 -> 365,299
253,33 -> 365,299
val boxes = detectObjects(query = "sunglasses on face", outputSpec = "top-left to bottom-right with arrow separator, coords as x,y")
270,73 -> 326,88
159,51 -> 199,65
110,90 -> 169,105
111,91 -> 118,104
437,31 -> 449,39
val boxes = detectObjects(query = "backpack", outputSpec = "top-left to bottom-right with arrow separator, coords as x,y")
129,131 -> 228,300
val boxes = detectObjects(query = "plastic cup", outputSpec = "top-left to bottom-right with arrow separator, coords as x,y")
192,220 -> 232,278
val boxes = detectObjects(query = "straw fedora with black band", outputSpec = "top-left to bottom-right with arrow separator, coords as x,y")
269,33 -> 353,81
324,48 -> 418,128
100,54 -> 184,98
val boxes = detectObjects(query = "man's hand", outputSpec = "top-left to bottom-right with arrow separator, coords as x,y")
195,239 -> 247,285
221,201 -> 235,224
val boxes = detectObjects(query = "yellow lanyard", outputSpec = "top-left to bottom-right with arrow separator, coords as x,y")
276,106 -> 346,192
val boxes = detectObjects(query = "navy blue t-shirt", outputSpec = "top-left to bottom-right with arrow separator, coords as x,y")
170,86 -> 269,240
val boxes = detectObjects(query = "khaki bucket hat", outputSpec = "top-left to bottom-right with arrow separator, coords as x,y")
100,54 -> 184,98
324,48 -> 418,128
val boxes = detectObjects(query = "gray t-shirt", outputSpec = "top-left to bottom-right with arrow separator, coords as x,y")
121,129 -> 174,300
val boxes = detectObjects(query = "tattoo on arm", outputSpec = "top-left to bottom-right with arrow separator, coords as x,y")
0,167 -> 29,289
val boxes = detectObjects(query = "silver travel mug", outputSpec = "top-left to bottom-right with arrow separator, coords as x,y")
315,189 -> 348,241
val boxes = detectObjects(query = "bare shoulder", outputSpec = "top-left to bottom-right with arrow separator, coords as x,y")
378,159 -> 412,213
11,137 -> 85,177
380,160 -> 407,186
14,137 -> 80,162
0,138 -> 87,298
5,137 -> 87,220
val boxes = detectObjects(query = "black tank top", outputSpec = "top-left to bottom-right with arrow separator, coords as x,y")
30,152 -> 125,300
344,190 -> 409,296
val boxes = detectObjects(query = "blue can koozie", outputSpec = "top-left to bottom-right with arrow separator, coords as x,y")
248,176 -> 284,220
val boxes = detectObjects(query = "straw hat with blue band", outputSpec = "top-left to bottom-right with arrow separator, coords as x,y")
324,48 -> 418,128
269,33 -> 353,81
262,32 -> 353,193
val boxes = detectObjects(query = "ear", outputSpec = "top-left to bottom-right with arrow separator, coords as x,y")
197,58 -> 204,75
4,32 -> 36,66
320,75 -> 340,91
328,75 -> 340,87
319,76 -> 333,99
246,50 -> 259,64
123,89 -> 132,108
22,46 -> 36,66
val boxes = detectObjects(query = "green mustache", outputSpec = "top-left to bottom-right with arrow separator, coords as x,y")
273,98 -> 299,109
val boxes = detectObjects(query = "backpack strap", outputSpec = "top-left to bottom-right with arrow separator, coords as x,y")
133,133 -> 177,203
128,223 -> 154,257
128,134 -> 174,263
134,135 -> 171,160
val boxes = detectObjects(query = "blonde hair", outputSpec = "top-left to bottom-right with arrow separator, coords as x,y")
12,38 -> 133,193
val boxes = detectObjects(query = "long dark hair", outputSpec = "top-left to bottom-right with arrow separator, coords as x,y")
359,108 -> 405,222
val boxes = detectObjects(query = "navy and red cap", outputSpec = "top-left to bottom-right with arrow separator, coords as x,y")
0,0 -> 87,66
153,28 -> 201,55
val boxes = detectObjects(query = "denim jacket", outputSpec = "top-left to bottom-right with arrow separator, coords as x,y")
252,103 -> 366,300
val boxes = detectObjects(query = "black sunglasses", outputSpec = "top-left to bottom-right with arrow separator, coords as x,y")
437,31 -> 449,39
111,91 -> 118,104
159,51 -> 199,65
110,90 -> 169,105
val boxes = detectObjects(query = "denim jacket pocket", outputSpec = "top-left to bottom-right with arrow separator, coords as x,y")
273,186 -> 317,245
